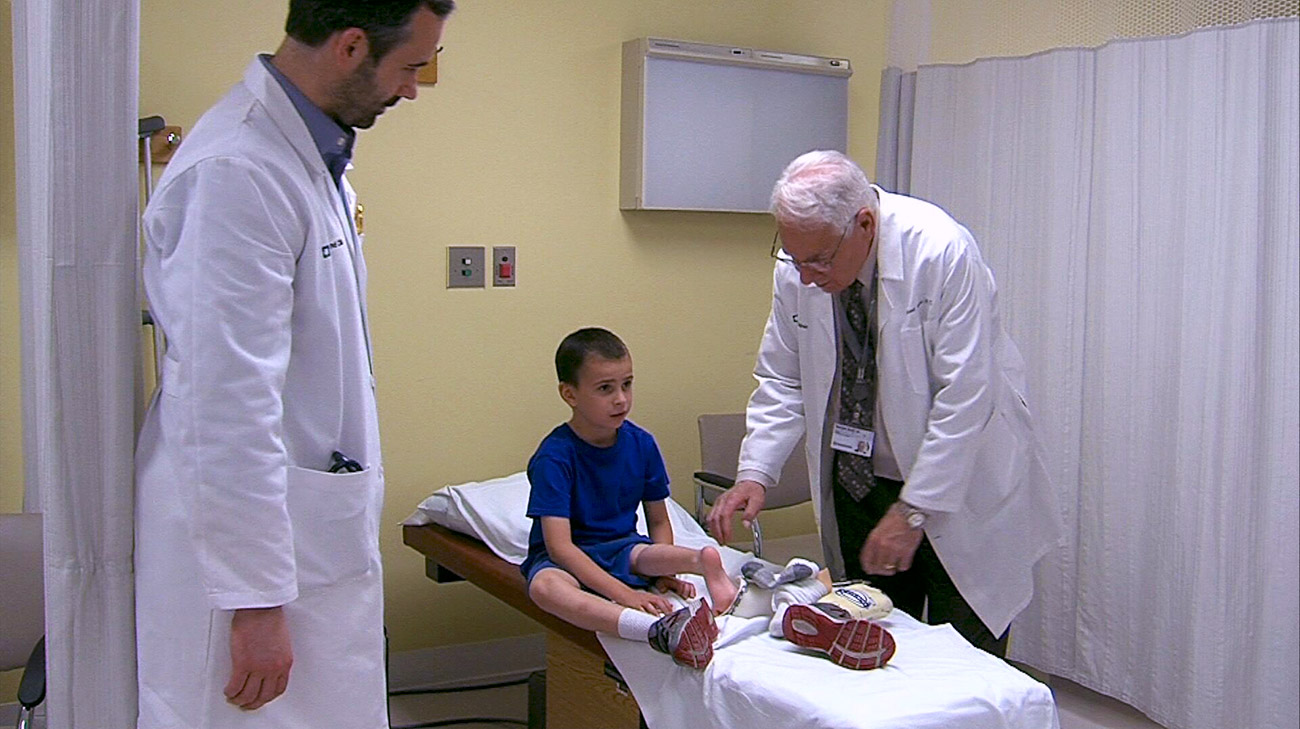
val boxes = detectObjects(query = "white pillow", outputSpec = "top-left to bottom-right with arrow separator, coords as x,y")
404,471 -> 718,564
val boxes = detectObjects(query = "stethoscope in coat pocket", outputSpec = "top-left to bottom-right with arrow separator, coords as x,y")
328,451 -> 363,473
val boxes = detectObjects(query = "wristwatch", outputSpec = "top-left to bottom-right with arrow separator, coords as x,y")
897,501 -> 927,530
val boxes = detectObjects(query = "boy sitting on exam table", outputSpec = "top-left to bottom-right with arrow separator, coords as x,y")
522,327 -> 899,671
521,327 -> 736,668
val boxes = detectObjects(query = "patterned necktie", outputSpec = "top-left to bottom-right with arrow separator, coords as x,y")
834,277 -> 877,501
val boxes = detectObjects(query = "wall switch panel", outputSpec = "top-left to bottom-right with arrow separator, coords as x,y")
492,246 -> 516,287
447,246 -> 485,288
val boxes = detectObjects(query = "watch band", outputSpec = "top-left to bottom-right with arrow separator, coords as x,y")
895,500 -> 927,530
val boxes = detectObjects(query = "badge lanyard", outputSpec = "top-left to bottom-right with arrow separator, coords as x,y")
836,270 -> 879,404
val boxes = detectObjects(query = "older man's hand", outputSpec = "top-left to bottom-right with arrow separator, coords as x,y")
705,479 -> 767,544
860,506 -> 924,575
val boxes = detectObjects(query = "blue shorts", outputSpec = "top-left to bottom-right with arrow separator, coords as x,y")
522,533 -> 653,588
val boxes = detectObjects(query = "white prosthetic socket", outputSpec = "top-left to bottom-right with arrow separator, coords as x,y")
725,578 -> 775,619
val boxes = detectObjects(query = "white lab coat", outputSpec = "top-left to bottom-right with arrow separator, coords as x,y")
135,58 -> 386,728
738,188 -> 1063,636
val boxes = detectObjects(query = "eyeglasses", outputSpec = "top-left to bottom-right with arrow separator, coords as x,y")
770,214 -> 855,272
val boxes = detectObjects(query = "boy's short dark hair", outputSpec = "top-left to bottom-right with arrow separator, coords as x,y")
286,0 -> 456,61
556,328 -> 629,386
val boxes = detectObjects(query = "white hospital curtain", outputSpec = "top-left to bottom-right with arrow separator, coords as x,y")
874,66 -> 917,194
12,0 -> 141,726
908,18 -> 1299,729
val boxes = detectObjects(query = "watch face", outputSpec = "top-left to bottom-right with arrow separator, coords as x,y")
907,512 -> 925,529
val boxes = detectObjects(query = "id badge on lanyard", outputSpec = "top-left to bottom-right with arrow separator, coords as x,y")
831,422 -> 874,457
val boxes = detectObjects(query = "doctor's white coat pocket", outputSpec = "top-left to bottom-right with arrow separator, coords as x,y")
967,410 -> 1025,518
286,465 -> 379,589
897,322 -> 931,395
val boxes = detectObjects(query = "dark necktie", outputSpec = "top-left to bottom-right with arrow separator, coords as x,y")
834,277 -> 877,501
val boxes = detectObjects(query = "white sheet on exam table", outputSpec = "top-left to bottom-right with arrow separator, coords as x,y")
406,476 -> 1058,729
599,602 -> 1060,729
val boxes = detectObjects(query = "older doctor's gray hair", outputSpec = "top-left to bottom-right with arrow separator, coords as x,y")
770,150 -> 878,231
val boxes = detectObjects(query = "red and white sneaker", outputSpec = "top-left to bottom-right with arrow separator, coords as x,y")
782,602 -> 896,670
649,601 -> 716,669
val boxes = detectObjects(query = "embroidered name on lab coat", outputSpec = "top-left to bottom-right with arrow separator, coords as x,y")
906,298 -> 933,314
322,239 -> 345,258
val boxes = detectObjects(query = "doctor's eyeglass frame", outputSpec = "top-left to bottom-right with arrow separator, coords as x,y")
769,213 -> 855,273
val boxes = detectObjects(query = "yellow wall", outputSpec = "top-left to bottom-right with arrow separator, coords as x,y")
0,0 -> 20,700
1,1 -> 21,516
133,0 -> 890,652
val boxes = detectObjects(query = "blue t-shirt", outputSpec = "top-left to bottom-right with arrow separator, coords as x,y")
522,420 -> 670,574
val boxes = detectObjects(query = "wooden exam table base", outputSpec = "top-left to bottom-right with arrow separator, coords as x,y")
402,523 -> 644,729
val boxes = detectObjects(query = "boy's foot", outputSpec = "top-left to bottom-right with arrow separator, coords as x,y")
782,603 -> 896,670
648,602 -> 715,669
700,547 -> 739,616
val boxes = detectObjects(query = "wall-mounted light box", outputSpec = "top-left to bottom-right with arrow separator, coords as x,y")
620,37 -> 852,214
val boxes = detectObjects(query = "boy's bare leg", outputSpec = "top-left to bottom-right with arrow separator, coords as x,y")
527,566 -> 716,668
631,544 -> 739,615
527,567 -> 629,633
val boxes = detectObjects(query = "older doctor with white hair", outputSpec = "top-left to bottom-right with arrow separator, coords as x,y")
707,150 -> 1062,656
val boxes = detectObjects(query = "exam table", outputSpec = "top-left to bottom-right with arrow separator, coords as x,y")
403,473 -> 1060,729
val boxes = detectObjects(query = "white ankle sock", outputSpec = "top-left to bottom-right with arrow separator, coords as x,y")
777,558 -> 819,585
741,559 -> 783,589
772,576 -> 829,609
768,577 -> 829,637
769,603 -> 791,637
617,608 -> 660,642
744,557 -> 820,590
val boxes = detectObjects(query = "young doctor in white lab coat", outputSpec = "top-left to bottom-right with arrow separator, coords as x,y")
135,3 -> 453,727
707,150 -> 1063,655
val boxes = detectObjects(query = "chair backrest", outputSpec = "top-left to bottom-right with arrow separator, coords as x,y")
0,513 -> 44,671
697,413 -> 811,510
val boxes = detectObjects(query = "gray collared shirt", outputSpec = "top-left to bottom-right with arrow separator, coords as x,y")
259,54 -> 354,190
